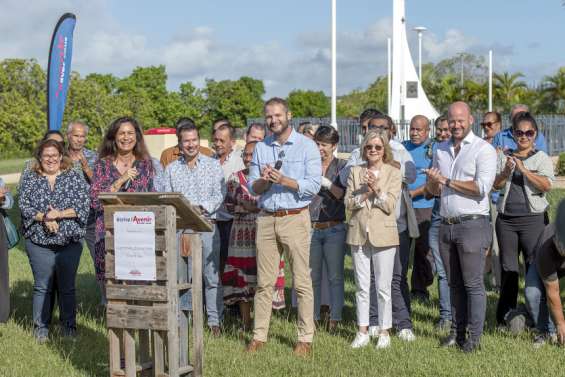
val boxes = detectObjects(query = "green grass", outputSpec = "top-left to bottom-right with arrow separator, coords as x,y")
0,158 -> 28,176
1,190 -> 564,377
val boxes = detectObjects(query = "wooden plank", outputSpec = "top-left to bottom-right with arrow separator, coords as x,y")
108,328 -> 121,376
179,310 -> 189,369
139,330 -> 152,377
165,208 -> 180,377
106,254 -> 168,281
153,330 -> 165,377
123,329 -> 136,377
107,304 -> 168,331
99,192 -> 213,232
178,365 -> 194,376
106,284 -> 168,302
104,206 -> 170,230
106,234 -> 167,252
191,234 -> 204,377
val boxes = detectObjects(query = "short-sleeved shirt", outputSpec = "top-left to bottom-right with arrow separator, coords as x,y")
403,139 -> 434,208
536,224 -> 565,282
309,158 -> 346,223
19,169 -> 91,246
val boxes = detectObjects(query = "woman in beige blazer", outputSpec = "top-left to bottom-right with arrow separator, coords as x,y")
345,130 -> 402,350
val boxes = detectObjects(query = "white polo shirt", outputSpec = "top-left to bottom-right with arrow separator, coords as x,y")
433,131 -> 497,218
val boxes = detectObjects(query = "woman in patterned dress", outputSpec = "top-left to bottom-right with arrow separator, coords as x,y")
222,141 -> 286,330
90,117 -> 163,302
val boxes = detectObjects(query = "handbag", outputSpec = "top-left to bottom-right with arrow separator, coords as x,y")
1,210 -> 20,249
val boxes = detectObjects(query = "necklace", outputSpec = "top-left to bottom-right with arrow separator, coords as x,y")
114,155 -> 135,168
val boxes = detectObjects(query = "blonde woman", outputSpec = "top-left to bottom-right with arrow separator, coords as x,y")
345,130 -> 402,349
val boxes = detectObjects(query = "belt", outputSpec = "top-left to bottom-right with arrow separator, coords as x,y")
264,207 -> 308,217
312,220 -> 342,230
441,214 -> 489,225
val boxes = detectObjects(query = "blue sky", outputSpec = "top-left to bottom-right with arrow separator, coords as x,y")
1,0 -> 564,97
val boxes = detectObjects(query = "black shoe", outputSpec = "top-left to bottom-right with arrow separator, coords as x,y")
461,339 -> 481,353
439,333 -> 457,348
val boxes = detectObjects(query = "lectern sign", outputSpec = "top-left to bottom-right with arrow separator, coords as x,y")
114,211 -> 156,281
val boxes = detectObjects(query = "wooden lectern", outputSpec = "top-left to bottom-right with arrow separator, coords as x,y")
100,192 -> 212,377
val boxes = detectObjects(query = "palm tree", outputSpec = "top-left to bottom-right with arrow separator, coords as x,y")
542,67 -> 565,113
494,72 -> 527,111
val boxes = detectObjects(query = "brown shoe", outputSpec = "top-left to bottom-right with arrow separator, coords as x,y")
293,342 -> 312,357
210,326 -> 221,337
245,339 -> 265,353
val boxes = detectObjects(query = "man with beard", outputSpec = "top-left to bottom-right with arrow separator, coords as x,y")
426,101 -> 497,352
245,97 -> 321,357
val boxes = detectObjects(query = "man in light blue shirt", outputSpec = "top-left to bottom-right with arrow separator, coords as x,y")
162,120 -> 226,336
403,115 -> 435,303
246,97 -> 321,356
0,177 -> 14,323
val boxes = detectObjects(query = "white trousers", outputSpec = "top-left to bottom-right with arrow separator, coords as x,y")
351,243 -> 397,329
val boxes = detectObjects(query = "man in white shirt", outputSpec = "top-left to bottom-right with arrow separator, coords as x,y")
426,101 -> 497,353
212,122 -> 245,275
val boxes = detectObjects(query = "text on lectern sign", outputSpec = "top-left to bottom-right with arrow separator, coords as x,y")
113,211 -> 156,281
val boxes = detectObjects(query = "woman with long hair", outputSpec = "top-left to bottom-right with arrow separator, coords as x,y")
90,117 -> 163,299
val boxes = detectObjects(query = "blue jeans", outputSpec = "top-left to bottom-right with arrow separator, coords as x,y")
309,223 -> 346,321
179,227 -> 223,327
429,220 -> 451,321
25,239 -> 82,334
525,264 -> 555,334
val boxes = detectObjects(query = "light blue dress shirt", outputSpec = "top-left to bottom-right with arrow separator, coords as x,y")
247,128 -> 321,211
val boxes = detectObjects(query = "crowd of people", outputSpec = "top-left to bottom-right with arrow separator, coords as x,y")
0,97 -> 564,358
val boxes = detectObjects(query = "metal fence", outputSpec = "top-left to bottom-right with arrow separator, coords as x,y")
248,115 -> 565,156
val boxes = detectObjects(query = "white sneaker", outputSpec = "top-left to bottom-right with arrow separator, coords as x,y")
376,334 -> 391,349
397,328 -> 416,342
368,326 -> 380,338
351,332 -> 371,349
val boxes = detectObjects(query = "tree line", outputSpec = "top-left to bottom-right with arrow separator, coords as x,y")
0,54 -> 564,158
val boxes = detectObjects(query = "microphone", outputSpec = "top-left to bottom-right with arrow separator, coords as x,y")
265,151 -> 284,191
122,160 -> 138,191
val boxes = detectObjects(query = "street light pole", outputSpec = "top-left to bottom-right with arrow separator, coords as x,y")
413,26 -> 427,81
331,0 -> 337,129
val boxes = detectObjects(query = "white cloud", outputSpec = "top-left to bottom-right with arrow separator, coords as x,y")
0,1 -> 536,98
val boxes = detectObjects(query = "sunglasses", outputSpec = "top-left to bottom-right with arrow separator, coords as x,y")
367,125 -> 389,131
513,130 -> 535,138
480,121 -> 498,128
364,145 -> 383,151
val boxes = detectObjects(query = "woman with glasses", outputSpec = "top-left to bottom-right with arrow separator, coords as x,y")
19,139 -> 90,342
480,112 -> 502,145
493,112 -> 554,327
346,130 -> 401,350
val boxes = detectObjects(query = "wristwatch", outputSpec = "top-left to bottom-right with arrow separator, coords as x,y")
445,178 -> 451,188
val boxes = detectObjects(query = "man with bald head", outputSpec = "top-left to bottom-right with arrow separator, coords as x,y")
425,101 -> 497,352
403,115 -> 435,302
492,104 -> 548,153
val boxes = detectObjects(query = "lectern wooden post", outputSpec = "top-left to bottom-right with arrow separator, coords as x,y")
100,192 -> 212,377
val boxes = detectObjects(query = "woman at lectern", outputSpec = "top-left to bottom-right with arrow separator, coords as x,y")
90,117 -> 162,304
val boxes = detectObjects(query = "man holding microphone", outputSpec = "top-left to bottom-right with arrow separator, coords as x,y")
245,97 -> 321,357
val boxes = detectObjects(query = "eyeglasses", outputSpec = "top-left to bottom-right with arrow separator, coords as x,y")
364,145 -> 383,151
41,155 -> 60,161
480,121 -> 498,128
367,125 -> 389,131
513,130 -> 535,138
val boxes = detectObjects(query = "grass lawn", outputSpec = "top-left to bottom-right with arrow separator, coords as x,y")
1,190 -> 564,377
0,158 -> 28,176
